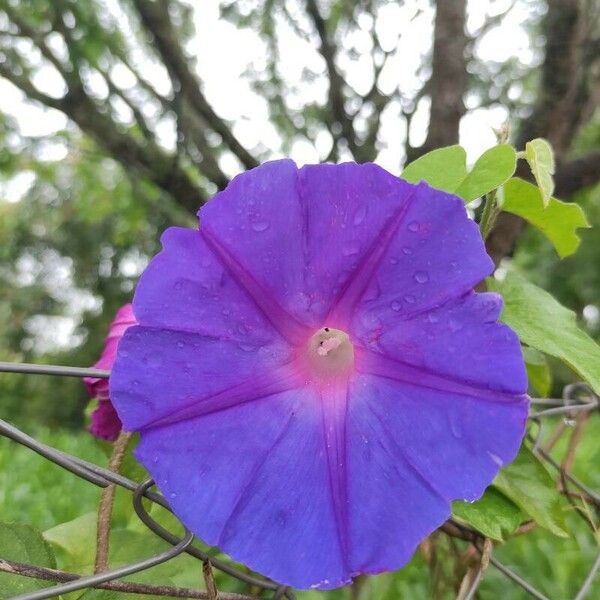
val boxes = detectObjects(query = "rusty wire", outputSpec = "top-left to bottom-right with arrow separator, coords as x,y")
0,361 -> 599,600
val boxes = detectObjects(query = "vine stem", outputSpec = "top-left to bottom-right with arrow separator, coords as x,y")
0,558 -> 254,600
94,431 -> 133,573
479,188 -> 499,240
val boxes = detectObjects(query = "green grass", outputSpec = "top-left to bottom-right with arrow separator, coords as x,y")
0,427 -> 105,531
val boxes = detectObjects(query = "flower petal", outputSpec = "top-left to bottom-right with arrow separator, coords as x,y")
354,292 -> 527,394
346,376 -> 450,572
89,400 -> 122,441
348,186 -> 493,323
133,227 -> 298,344
199,160 -> 422,327
135,389 -> 348,589
110,326 -> 294,431
349,374 -> 527,505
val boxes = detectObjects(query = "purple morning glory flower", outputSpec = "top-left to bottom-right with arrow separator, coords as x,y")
110,160 -> 528,589
85,303 -> 137,441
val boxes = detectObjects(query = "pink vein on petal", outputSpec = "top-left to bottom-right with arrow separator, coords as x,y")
201,226 -> 310,346
320,383 -> 351,571
355,348 -> 527,405
326,184 -> 421,326
139,362 -> 304,432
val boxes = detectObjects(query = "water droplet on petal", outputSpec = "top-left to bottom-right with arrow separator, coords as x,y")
342,241 -> 361,256
251,221 -> 270,232
402,246 -> 413,255
353,205 -> 367,225
408,221 -> 420,232
176,341 -> 185,348
450,417 -> 463,439
449,318 -> 463,332
403,294 -> 415,304
488,452 -> 504,467
390,300 -> 402,312
414,270 -> 429,284
237,342 -> 255,352
427,313 -> 439,324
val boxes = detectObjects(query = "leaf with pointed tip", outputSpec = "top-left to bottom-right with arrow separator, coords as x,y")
494,446 -> 568,537
489,272 -> 600,394
501,178 -> 589,258
401,145 -> 467,192
525,138 -> 555,207
455,144 -> 517,202
453,487 -> 523,541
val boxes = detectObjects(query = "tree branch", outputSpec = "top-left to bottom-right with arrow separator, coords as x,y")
305,0 -> 359,159
419,0 -> 467,154
131,0 -> 258,170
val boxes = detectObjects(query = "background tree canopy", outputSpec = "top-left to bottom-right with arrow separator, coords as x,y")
0,0 -> 599,428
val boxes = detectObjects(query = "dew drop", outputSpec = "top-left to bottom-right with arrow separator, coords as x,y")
450,417 -> 463,439
176,341 -> 185,348
353,205 -> 367,225
414,270 -> 429,284
449,318 -> 463,332
427,313 -> 439,324
251,221 -> 270,232
403,294 -> 416,304
488,452 -> 504,467
237,342 -> 255,352
408,221 -> 420,232
342,241 -> 361,256
390,300 -> 402,312
402,246 -> 413,255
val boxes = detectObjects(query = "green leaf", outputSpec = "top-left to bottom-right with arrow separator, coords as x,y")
494,446 -> 568,537
525,138 -> 555,207
401,145 -> 467,192
501,178 -> 589,257
489,272 -> 600,394
0,522 -> 56,596
454,144 -> 517,202
523,347 -> 552,397
44,512 -> 96,570
452,487 -> 523,541
401,144 -> 517,203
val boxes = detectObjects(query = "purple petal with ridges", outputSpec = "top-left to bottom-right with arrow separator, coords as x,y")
132,227 -> 291,345
351,374 -> 528,503
297,163 -> 418,325
354,292 -> 527,395
346,377 -> 450,572
352,187 -> 494,323
136,389 -> 348,590
110,325 -> 293,431
109,159 -> 530,591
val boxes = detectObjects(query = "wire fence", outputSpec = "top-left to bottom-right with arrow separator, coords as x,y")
0,361 -> 599,600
